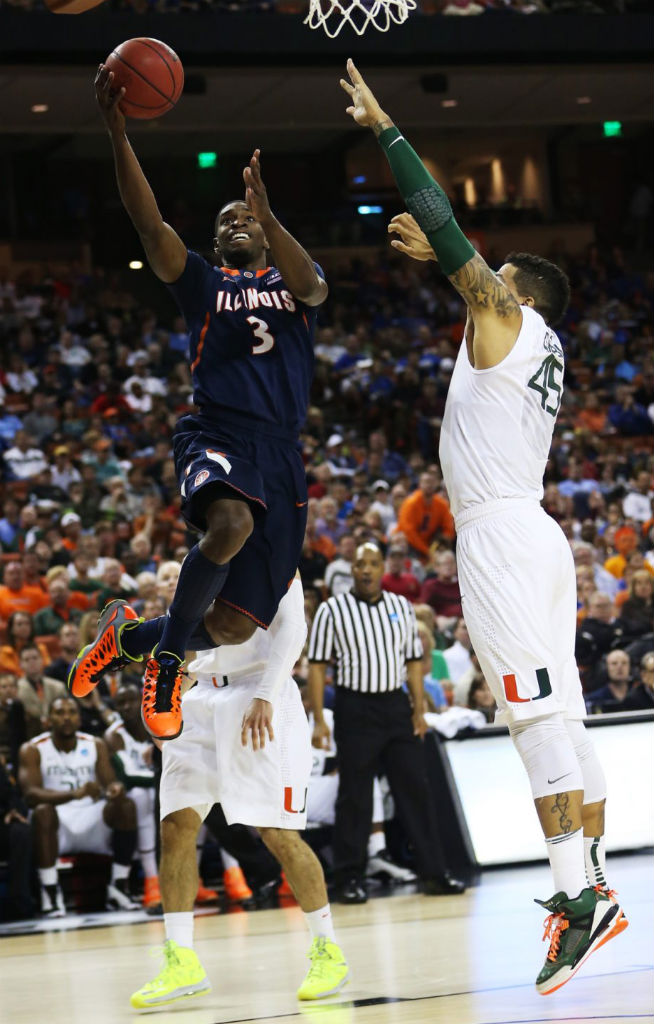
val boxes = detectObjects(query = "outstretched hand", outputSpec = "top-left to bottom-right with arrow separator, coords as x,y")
388,213 -> 437,262
95,64 -> 126,135
243,149 -> 273,224
340,58 -> 388,129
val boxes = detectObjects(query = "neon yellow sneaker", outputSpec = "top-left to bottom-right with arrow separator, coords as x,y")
297,937 -> 349,1000
130,941 -> 211,1009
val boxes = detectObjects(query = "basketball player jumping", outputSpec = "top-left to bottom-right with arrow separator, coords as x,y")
68,67 -> 327,741
340,59 -> 626,995
130,576 -> 349,1009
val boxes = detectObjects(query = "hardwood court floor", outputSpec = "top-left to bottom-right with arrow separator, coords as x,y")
1,854 -> 652,1024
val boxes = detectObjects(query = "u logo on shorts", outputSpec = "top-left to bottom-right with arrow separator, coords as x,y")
283,786 -> 307,814
502,668 -> 552,704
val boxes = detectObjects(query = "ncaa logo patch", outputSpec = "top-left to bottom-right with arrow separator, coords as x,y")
194,470 -> 210,487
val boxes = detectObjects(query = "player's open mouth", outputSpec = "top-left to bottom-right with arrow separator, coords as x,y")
230,233 -> 250,242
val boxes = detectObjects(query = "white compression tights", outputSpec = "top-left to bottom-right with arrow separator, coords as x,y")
508,713 -> 606,803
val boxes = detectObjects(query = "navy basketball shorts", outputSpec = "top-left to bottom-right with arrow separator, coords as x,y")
173,412 -> 308,629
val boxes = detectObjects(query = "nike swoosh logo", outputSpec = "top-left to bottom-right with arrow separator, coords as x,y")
547,772 -> 572,785
296,501 -> 308,508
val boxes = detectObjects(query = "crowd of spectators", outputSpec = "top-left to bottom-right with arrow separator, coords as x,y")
0,238 -> 652,918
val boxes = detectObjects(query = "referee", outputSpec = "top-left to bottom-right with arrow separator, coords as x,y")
308,541 -> 464,903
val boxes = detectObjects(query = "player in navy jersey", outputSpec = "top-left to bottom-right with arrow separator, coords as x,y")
68,65 -> 327,741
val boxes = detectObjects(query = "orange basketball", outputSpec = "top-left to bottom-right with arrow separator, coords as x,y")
47,0 -> 107,12
104,38 -> 184,121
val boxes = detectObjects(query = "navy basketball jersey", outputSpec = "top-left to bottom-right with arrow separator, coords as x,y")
168,250 -> 324,436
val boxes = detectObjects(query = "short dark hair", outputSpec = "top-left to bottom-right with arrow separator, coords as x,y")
505,252 -> 571,326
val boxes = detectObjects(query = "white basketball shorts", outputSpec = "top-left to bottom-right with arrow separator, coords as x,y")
57,797 -> 112,856
455,499 -> 587,727
160,673 -> 312,829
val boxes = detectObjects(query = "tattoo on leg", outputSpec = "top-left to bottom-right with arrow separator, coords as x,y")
551,792 -> 573,834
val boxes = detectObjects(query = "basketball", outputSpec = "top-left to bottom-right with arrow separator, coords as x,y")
46,0 -> 107,11
104,38 -> 184,120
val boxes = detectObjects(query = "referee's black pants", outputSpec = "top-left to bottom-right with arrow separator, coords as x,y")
332,687 -> 447,885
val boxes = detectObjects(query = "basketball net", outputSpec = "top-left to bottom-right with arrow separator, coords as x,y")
304,0 -> 417,37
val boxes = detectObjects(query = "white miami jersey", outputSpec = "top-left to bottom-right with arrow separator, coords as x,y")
105,721 -> 154,780
439,305 -> 565,518
190,578 -> 305,683
32,731 -> 98,793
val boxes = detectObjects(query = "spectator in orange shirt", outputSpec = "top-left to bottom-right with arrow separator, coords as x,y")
0,561 -> 50,624
32,569 -> 90,637
20,550 -> 47,593
395,470 -> 455,561
306,499 -> 336,562
574,392 -> 607,435
604,526 -> 639,580
0,611 -> 52,677
59,510 -> 83,553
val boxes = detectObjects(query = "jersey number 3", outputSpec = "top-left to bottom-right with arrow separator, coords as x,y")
247,315 -> 275,356
527,355 -> 563,417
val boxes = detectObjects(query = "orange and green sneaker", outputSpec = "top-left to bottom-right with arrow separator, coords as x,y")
141,650 -> 185,741
68,600 -> 143,698
535,885 -> 626,995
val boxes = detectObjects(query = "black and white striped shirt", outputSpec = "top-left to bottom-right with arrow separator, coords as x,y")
307,590 -> 423,694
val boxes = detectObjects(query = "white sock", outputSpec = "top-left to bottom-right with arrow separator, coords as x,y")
111,862 -> 131,884
304,904 -> 336,943
367,830 -> 386,858
39,867 -> 58,888
164,911 -> 194,950
544,828 -> 587,898
221,848 -> 239,871
584,835 -> 607,888
141,849 -> 158,879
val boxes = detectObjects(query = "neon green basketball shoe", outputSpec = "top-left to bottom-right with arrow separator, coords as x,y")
297,937 -> 349,1000
130,940 -> 211,1009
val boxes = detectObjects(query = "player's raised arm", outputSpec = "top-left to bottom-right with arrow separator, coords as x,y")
95,64 -> 187,285
243,150 -> 328,307
341,60 -> 522,367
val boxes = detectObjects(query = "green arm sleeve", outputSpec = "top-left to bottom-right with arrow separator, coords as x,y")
379,126 -> 475,277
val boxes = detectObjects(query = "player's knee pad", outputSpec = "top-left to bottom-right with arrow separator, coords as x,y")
508,712 -> 583,801
564,719 -> 607,805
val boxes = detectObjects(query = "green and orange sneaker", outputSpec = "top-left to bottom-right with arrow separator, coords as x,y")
535,886 -> 626,996
141,650 -> 185,741
68,600 -> 143,698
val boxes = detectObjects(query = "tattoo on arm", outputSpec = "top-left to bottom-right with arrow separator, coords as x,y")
450,252 -> 521,318
550,792 -> 574,834
373,119 -> 395,137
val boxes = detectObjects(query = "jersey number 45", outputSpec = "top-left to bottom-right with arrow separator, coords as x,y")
527,355 -> 563,417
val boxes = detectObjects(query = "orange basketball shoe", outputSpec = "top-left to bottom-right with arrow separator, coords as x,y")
68,600 -> 143,698
277,872 -> 294,897
223,866 -> 252,902
195,881 -> 218,905
141,651 -> 185,741
143,876 -> 162,910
